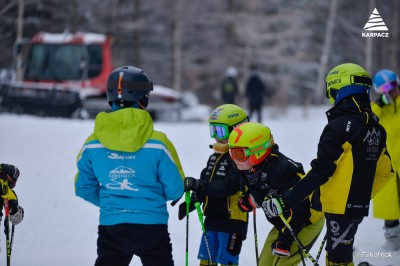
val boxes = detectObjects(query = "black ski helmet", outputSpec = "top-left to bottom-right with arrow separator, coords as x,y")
106,66 -> 153,108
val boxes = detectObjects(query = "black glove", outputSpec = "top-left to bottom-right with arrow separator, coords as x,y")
178,192 -> 201,220
271,240 -> 291,257
375,94 -> 391,107
184,177 -> 205,192
0,164 -> 20,189
238,193 -> 258,212
178,201 -> 196,220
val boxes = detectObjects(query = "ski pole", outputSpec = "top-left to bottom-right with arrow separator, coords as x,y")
278,214 -> 319,266
194,202 -> 213,264
185,191 -> 190,266
253,209 -> 259,266
316,234 -> 327,262
4,197 -> 11,266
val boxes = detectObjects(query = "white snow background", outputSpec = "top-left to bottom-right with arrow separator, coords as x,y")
0,105 -> 399,266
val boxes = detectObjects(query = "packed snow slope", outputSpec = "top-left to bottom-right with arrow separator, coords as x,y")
0,105 -> 398,265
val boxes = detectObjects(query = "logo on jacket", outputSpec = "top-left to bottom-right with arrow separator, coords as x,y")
364,127 -> 380,159
363,128 -> 380,146
108,152 -> 135,160
106,166 -> 139,191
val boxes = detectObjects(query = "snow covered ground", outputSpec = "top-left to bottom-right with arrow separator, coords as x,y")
0,105 -> 399,266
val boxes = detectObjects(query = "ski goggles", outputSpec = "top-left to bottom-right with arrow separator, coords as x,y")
229,140 -> 273,162
209,123 -> 230,140
378,80 -> 398,94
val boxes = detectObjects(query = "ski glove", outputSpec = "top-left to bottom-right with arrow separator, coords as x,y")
262,196 -> 288,218
184,177 -> 206,193
0,164 -> 20,189
238,193 -> 258,212
10,206 -> 24,225
178,201 -> 196,220
271,240 -> 291,257
178,192 -> 201,220
375,94 -> 391,107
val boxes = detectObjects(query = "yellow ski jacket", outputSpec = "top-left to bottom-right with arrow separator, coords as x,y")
372,98 -> 400,219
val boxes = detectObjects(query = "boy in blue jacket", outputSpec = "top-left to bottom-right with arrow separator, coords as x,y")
75,66 -> 184,266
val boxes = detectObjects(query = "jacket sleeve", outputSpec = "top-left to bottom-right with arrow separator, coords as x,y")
284,124 -> 340,209
74,141 -> 100,207
371,146 -> 394,198
157,136 -> 184,202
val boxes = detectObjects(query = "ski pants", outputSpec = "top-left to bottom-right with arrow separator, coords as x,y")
95,223 -> 174,266
259,216 -> 324,265
325,213 -> 363,265
198,231 -> 244,265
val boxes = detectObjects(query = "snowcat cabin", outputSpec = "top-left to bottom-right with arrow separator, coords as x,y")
24,32 -> 111,87
1,32 -> 113,118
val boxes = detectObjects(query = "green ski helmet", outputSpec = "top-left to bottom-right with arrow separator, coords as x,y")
208,104 -> 249,140
326,63 -> 372,105
228,122 -> 274,165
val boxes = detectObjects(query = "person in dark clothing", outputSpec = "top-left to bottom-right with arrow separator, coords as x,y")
228,122 -> 324,265
179,104 -> 249,266
245,65 -> 267,123
263,63 -> 394,265
221,66 -> 239,104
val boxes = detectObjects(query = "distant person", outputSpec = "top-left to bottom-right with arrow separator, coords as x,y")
221,66 -> 239,104
75,66 -> 184,266
372,69 -> 400,251
245,65 -> 267,123
179,104 -> 249,266
263,63 -> 393,265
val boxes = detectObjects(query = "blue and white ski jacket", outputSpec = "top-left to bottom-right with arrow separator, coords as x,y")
75,108 -> 185,225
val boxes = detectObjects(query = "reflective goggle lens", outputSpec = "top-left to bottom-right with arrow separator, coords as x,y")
379,81 -> 398,94
229,147 -> 249,162
209,124 -> 229,139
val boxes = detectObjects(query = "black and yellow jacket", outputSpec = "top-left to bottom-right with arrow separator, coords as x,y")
241,144 -> 323,243
199,150 -> 248,238
284,94 -> 393,217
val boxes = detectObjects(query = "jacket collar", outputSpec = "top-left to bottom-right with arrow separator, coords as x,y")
326,94 -> 379,126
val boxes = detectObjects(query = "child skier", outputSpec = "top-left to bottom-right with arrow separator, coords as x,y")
371,69 -> 400,250
263,63 -> 393,265
178,104 -> 249,266
228,122 -> 324,265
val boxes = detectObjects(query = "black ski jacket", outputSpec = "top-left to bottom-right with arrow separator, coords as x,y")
284,94 -> 393,217
241,144 -> 322,244
199,150 -> 248,238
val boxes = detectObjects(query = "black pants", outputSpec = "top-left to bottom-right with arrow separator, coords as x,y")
325,213 -> 363,264
95,223 -> 174,266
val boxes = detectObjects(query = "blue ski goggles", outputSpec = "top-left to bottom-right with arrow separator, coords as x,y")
209,123 -> 230,140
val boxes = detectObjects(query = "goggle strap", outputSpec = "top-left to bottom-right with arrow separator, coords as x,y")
351,75 -> 372,86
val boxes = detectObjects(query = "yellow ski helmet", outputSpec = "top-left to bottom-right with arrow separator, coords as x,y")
325,63 -> 372,105
228,122 -> 274,165
208,104 -> 249,140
